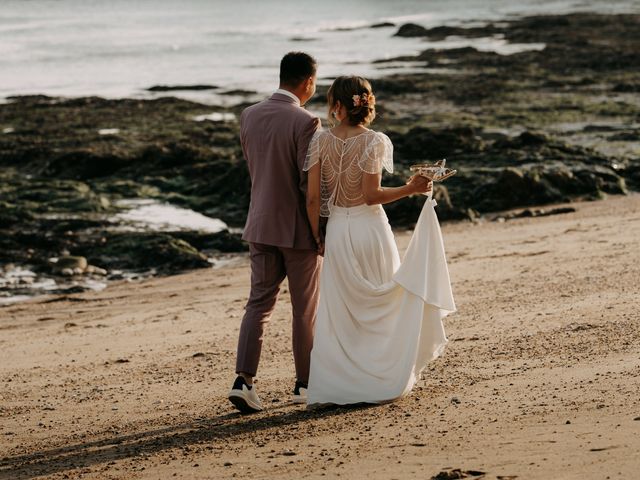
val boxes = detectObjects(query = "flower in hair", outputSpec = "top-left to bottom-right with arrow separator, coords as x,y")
352,92 -> 375,108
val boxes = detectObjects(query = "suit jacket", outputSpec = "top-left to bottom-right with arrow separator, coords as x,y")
240,93 -> 321,250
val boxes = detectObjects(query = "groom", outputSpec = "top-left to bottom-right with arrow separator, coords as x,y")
228,52 -> 322,413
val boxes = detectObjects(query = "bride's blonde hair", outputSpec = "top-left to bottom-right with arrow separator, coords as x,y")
327,76 -> 376,127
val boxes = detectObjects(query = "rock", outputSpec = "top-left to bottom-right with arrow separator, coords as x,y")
54,256 -> 88,273
53,285 -> 88,294
61,268 -> 74,276
612,82 -> 640,92
174,230 -> 248,253
431,469 -> 486,479
1,11 -> 638,301
517,131 -> 549,146
147,84 -> 219,92
500,206 -> 576,220
220,89 -> 257,96
391,126 -> 484,161
474,167 -> 536,212
371,22 -> 395,29
81,233 -> 211,273
0,202 -> 34,228
45,152 -> 128,179
432,184 -> 473,221
85,265 -> 107,275
394,23 -> 429,37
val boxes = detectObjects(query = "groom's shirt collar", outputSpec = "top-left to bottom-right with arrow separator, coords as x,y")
274,88 -> 301,106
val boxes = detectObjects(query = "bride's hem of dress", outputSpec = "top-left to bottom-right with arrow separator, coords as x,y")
416,338 -> 449,379
306,337 -> 449,409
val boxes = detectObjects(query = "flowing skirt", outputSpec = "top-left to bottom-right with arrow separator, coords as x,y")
307,198 -> 455,406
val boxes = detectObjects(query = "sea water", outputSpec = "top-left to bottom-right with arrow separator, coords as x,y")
1,0 -> 637,101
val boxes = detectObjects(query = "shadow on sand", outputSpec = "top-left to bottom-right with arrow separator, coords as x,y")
0,403 -> 373,479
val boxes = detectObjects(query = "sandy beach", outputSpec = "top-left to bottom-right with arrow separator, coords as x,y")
1,194 -> 639,480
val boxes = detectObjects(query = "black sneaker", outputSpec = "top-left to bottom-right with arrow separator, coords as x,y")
292,380 -> 308,404
228,376 -> 263,413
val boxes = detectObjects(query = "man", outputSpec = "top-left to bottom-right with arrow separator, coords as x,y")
228,52 -> 322,413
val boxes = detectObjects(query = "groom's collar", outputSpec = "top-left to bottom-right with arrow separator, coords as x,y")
273,88 -> 301,106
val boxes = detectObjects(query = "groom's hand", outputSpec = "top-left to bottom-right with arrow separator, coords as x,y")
314,235 -> 325,256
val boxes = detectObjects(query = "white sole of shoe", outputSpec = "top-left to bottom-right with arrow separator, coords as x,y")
228,389 -> 262,413
292,394 -> 307,405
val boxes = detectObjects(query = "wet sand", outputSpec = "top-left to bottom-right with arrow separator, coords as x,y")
1,194 -> 639,480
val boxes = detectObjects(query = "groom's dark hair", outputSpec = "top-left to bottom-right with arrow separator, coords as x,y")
279,52 -> 317,87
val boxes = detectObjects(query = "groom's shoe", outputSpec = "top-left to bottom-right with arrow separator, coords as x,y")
228,376 -> 263,413
292,380 -> 308,404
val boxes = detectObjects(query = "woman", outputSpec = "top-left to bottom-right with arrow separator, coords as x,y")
303,76 -> 456,406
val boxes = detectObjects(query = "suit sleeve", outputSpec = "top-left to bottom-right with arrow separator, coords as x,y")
239,109 -> 249,164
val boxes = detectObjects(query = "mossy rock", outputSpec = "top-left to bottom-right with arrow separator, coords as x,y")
0,202 -> 34,227
82,233 -> 210,273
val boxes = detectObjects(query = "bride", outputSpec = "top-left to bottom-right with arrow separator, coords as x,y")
303,75 -> 456,406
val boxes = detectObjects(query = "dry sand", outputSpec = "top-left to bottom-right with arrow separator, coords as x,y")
1,194 -> 639,480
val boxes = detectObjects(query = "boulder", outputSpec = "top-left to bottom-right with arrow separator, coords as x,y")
54,256 -> 88,273
391,126 -> 484,162
394,23 -> 429,37
82,233 -> 211,273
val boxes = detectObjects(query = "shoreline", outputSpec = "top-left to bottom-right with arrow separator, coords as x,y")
1,12 -> 639,305
2,193 -> 639,479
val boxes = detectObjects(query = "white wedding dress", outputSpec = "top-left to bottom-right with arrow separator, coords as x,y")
303,129 -> 456,406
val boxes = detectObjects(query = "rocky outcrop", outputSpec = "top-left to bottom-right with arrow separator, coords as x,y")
1,13 -> 638,292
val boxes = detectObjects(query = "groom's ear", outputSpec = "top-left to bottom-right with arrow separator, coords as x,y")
305,77 -> 314,92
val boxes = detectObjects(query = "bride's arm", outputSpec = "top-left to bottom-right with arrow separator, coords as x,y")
306,162 -> 322,249
362,172 -> 432,205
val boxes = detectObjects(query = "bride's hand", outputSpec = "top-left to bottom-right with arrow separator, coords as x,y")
407,174 -> 433,195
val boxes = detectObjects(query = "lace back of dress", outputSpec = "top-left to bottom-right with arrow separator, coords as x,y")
304,130 -> 394,216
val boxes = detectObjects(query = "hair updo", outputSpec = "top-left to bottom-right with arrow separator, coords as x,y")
327,76 -> 376,127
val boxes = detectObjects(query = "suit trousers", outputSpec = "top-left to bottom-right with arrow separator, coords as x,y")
235,242 -> 322,382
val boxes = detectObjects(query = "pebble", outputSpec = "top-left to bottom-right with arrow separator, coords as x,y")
85,265 -> 108,276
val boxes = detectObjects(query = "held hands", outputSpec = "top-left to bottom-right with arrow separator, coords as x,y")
407,173 -> 433,195
314,236 -> 325,256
